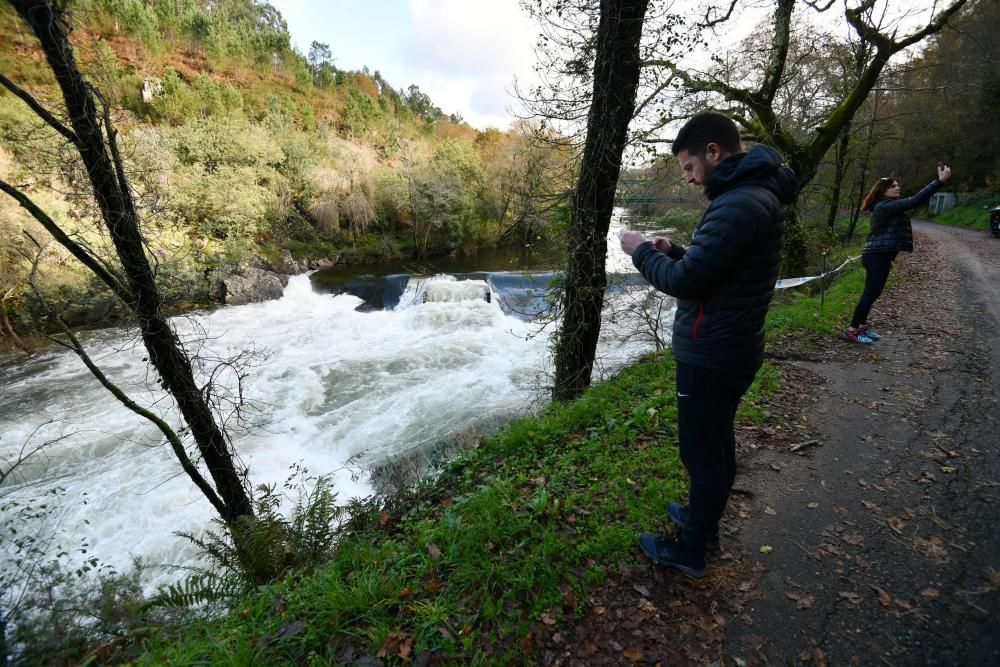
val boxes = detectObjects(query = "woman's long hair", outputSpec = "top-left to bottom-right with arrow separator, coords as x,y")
860,177 -> 897,213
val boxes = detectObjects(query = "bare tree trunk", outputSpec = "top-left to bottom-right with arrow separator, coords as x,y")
826,123 -> 852,230
847,89 -> 883,241
552,0 -> 649,401
0,297 -> 32,356
5,0 -> 252,523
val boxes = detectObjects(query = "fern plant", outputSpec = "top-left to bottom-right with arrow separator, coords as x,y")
146,473 -> 347,612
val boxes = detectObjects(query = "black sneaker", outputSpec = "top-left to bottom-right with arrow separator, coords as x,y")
666,501 -> 721,551
638,533 -> 707,578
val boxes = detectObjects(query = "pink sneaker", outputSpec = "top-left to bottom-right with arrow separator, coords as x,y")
843,327 -> 873,344
858,324 -> 882,341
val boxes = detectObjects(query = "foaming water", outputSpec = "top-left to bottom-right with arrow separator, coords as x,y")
0,221 -> 673,588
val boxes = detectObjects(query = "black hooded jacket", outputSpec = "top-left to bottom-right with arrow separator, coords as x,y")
631,145 -> 796,374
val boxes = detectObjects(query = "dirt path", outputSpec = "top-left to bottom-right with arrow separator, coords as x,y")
725,221 -> 1000,665
539,222 -> 999,665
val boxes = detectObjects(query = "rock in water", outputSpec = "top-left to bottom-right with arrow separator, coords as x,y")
222,268 -> 289,305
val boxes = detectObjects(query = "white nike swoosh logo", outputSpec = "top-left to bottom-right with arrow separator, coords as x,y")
677,392 -> 690,397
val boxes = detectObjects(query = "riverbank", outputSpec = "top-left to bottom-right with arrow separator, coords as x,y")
20,222 -> 997,664
85,244 -> 871,664
0,235 -> 557,365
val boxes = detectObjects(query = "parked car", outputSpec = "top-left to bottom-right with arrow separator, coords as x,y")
991,206 -> 1000,238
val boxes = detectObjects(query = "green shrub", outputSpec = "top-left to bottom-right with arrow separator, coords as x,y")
341,87 -> 383,137
934,205 -> 992,231
91,0 -> 160,44
171,163 -> 279,239
165,117 -> 284,171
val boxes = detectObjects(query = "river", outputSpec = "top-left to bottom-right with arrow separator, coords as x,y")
0,215 -> 674,589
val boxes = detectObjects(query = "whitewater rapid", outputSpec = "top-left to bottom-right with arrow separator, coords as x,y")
0,216 -> 674,589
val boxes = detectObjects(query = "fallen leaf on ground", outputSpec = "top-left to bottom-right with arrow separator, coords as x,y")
765,506 -> 777,515
914,534 -> 949,561
632,583 -> 651,598
920,587 -> 940,598
786,591 -> 816,609
398,636 -> 414,660
872,586 -> 894,609
623,647 -> 645,662
807,502 -> 819,509
839,591 -> 862,604
760,545 -> 773,553
426,542 -> 442,560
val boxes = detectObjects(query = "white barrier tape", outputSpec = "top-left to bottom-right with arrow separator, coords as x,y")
774,256 -> 860,290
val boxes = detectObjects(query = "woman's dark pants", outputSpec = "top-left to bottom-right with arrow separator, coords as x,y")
850,251 -> 898,328
675,362 -> 756,551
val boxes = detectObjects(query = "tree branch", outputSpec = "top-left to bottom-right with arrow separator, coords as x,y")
894,0 -> 969,50
23,235 -> 229,519
700,0 -> 739,29
760,0 -> 795,103
0,179 -> 132,303
0,72 -> 79,146
802,0 -> 836,11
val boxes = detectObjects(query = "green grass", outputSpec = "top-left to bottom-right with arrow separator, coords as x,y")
137,355 -> 690,663
767,264 -> 868,338
931,204 -> 995,231
130,251 -> 866,665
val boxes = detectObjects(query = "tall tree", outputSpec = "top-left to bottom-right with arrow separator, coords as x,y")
0,1 -> 253,525
551,0 -> 649,401
642,0 -> 969,273
873,0 -> 1000,190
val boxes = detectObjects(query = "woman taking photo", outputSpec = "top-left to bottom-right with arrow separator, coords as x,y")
844,163 -> 952,344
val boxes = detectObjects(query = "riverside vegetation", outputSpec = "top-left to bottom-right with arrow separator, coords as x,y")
0,0 -> 573,347
4,223 -> 874,664
2,0 -> 998,663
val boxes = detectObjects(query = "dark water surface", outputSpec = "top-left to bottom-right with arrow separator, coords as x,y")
310,242 -> 565,293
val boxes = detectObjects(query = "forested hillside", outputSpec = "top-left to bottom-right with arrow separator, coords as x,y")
0,0 -> 572,340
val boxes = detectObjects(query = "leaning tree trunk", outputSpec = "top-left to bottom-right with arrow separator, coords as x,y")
826,122 -> 852,231
552,0 -> 649,401
778,154 -> 818,279
0,296 -> 32,356
8,0 -> 252,523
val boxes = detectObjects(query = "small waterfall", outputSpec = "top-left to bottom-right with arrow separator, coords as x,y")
396,274 -> 491,307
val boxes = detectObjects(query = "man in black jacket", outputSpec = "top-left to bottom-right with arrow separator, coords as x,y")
619,112 -> 796,577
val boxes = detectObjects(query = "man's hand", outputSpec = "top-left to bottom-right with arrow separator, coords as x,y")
619,229 -> 649,257
653,237 -> 672,256
937,163 -> 952,183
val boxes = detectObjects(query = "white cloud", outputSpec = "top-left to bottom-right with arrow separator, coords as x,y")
400,0 -> 539,128
405,0 -> 537,76
269,0 -> 540,129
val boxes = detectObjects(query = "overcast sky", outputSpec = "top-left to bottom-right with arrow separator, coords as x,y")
268,0 -> 541,130
267,1 -> 953,132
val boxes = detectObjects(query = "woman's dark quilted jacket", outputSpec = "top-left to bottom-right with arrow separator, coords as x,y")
862,179 -> 943,254
631,145 -> 796,374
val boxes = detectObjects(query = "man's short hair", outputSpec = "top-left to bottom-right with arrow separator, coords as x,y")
671,112 -> 743,156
